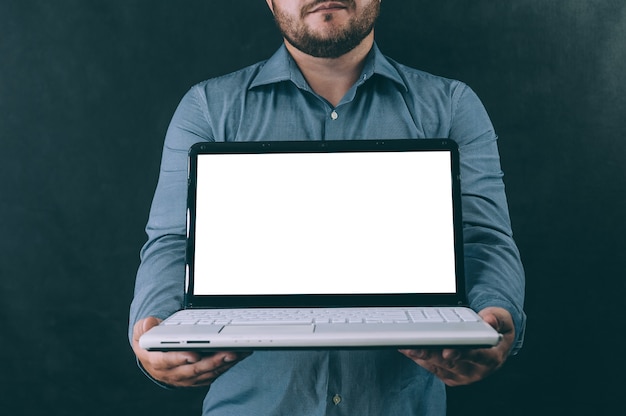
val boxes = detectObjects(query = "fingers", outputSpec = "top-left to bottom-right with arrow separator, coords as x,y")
131,317 -> 252,387
141,347 -> 251,388
398,347 -> 504,386
404,307 -> 517,385
153,351 -> 249,387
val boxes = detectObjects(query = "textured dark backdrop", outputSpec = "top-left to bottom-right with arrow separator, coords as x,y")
1,1 -> 624,415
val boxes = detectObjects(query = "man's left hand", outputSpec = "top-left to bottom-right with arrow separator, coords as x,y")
399,307 -> 515,386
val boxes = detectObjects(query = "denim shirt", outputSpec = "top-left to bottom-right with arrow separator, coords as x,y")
129,44 -> 525,416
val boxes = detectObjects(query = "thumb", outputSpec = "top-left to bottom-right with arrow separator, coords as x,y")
479,307 -> 513,334
142,316 -> 163,332
133,316 -> 162,341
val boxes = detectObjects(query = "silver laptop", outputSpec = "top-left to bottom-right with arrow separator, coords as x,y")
139,139 -> 501,350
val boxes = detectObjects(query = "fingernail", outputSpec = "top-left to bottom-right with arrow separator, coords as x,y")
186,356 -> 200,364
405,349 -> 426,359
223,354 -> 236,363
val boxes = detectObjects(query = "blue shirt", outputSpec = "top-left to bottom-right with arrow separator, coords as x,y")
129,44 -> 526,416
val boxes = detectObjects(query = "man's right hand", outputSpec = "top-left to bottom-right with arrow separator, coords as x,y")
132,317 -> 252,388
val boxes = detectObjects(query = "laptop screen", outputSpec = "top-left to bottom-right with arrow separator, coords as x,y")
190,147 -> 458,297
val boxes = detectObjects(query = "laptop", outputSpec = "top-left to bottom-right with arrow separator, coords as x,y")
139,139 -> 501,350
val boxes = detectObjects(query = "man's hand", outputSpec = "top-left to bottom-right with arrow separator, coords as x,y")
132,317 -> 252,388
399,307 -> 515,386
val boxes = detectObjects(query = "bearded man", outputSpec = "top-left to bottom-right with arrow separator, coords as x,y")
130,1 -> 526,414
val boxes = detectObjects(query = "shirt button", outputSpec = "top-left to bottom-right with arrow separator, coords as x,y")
330,110 -> 338,120
332,394 -> 342,405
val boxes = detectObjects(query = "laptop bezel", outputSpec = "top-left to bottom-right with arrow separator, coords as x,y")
184,139 -> 466,309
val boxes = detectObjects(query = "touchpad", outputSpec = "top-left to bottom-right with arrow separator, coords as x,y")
220,325 -> 314,335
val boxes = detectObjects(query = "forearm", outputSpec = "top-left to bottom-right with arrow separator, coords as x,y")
464,226 -> 525,353
128,234 -> 186,343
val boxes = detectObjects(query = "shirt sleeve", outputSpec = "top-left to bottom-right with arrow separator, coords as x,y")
449,83 -> 526,354
128,86 -> 213,344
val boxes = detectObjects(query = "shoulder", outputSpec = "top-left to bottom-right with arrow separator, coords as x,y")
191,60 -> 269,99
171,59 -> 270,129
377,54 -> 494,145
392,58 -> 490,124
385,56 -> 471,104
379,55 -> 487,133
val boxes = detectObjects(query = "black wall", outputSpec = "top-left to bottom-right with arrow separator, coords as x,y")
2,1 -> 624,415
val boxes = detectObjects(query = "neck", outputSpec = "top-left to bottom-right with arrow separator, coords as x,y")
285,32 -> 374,107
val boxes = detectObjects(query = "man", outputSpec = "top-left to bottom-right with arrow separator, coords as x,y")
130,0 -> 526,414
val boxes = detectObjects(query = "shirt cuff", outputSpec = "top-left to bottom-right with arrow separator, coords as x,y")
471,298 -> 526,355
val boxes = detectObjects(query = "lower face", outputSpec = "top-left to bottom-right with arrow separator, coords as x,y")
271,0 -> 381,58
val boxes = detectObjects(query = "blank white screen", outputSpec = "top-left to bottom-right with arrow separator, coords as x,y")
193,151 -> 457,295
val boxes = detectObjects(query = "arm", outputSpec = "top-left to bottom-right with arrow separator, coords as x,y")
129,86 -> 211,334
453,84 -> 526,350
128,86 -> 250,387
402,84 -> 526,385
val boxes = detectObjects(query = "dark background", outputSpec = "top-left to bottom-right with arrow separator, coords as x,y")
1,0 -> 624,415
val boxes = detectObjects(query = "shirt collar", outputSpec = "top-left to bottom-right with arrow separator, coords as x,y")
249,43 -> 408,92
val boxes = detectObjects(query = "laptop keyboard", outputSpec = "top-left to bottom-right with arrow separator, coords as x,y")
163,307 -> 480,325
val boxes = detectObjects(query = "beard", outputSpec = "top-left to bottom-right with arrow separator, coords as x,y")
271,0 -> 380,58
